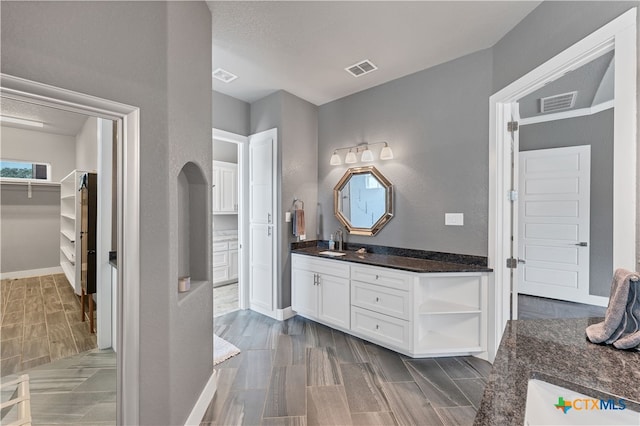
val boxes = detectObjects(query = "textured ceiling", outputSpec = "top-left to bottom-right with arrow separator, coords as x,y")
1,98 -> 88,136
209,1 -> 542,106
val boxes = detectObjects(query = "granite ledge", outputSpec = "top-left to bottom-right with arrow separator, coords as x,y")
474,317 -> 640,425
291,240 -> 492,274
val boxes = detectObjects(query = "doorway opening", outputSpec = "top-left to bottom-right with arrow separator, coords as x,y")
1,73 -> 141,424
212,128 -> 247,318
488,8 -> 637,359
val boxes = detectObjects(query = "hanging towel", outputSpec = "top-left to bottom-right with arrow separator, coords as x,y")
586,268 -> 640,349
293,208 -> 306,239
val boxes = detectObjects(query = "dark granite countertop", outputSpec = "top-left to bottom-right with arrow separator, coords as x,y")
291,241 -> 492,273
474,317 -> 640,425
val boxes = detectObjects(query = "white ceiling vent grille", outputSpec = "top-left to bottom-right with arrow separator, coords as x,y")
213,68 -> 238,83
345,60 -> 378,77
539,91 -> 577,113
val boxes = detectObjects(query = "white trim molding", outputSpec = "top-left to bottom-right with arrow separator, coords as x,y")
0,73 -> 142,425
276,306 -> 296,321
0,266 -> 63,280
184,370 -> 218,426
488,8 -> 637,361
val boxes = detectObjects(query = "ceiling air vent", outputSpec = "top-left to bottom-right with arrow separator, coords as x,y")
539,91 -> 577,113
213,68 -> 238,83
345,60 -> 378,77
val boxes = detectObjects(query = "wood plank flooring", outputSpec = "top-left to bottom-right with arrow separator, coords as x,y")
1,274 -> 97,377
204,310 -> 492,426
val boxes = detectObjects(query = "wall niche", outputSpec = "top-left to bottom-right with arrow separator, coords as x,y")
177,161 -> 209,299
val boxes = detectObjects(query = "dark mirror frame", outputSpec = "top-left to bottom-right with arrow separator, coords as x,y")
333,165 -> 394,236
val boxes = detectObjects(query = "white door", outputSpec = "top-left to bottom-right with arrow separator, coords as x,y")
291,268 -> 317,317
518,145 -> 591,302
248,129 -> 277,316
318,274 -> 350,329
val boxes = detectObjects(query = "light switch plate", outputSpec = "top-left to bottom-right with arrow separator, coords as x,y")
445,213 -> 464,226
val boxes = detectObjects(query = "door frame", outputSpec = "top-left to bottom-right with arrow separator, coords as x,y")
212,128 -> 249,309
488,8 -> 637,360
0,73 -> 141,424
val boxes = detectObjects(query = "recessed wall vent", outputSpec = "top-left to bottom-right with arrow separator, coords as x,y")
213,68 -> 238,83
345,60 -> 378,77
539,91 -> 577,113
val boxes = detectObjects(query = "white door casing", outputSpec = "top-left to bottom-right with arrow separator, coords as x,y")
248,128 -> 278,317
518,146 -> 590,302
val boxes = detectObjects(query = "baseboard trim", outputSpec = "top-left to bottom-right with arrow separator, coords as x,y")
0,266 -> 63,280
184,370 -> 218,426
276,306 -> 295,321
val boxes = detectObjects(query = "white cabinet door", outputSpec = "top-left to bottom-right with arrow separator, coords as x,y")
292,268 -> 317,317
249,135 -> 274,224
318,274 -> 350,329
212,161 -> 238,214
249,223 -> 274,312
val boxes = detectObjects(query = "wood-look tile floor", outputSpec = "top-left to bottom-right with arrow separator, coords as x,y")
204,310 -> 492,426
1,348 -> 116,425
1,274 -> 97,377
214,282 -> 239,318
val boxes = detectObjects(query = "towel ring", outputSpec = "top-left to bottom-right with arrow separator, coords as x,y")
292,198 -> 304,210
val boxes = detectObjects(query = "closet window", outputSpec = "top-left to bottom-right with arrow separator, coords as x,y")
0,160 -> 51,181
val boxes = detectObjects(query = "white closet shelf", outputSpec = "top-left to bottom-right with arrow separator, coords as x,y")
61,213 -> 75,220
61,246 -> 75,264
0,179 -> 60,186
60,229 -> 75,242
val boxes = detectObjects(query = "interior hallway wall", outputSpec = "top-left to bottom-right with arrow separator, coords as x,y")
75,116 -> 98,172
0,2 -> 212,424
213,89 -> 250,136
318,49 -> 492,256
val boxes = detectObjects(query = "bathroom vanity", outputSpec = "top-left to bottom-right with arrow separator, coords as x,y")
291,242 -> 492,359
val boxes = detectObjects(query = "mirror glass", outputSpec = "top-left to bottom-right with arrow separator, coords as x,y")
334,166 -> 393,236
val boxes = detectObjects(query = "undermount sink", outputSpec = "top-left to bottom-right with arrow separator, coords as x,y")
524,378 -> 639,425
318,251 -> 346,257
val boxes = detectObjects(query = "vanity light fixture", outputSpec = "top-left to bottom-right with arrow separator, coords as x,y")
344,149 -> 358,164
329,141 -> 394,165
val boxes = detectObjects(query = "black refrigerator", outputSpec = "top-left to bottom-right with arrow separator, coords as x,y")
79,172 -> 97,333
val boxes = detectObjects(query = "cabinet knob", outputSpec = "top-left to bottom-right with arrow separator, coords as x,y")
375,324 -> 379,330
375,275 -> 379,280
375,297 -> 379,302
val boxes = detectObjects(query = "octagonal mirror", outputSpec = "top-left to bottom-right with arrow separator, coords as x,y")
334,166 -> 394,236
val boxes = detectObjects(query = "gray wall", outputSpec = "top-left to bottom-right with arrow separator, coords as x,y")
213,89 -> 250,136
0,186 -> 61,273
493,1 -> 640,289
250,90 -> 318,308
1,2 -> 212,424
520,109 -> 614,296
75,116 -> 98,172
318,49 -> 492,256
1,126 -> 75,182
0,126 -> 75,274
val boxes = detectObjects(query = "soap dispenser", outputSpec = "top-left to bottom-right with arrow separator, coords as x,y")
329,234 -> 335,250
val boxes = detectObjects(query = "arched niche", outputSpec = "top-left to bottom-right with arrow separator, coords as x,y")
177,162 -> 209,293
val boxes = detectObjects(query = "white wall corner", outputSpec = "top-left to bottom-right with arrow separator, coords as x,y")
276,306 -> 295,321
184,370 -> 218,426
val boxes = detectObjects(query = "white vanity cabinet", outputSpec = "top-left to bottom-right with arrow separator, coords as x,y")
291,252 -> 489,358
291,254 -> 350,330
213,235 -> 239,285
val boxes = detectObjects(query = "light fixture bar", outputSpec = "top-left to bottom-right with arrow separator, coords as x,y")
0,115 -> 44,128
329,141 -> 394,165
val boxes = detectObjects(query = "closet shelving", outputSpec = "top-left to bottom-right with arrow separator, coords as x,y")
59,170 -> 85,294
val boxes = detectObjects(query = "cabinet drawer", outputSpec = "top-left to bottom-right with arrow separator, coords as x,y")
351,281 -> 411,320
213,252 -> 229,268
351,264 -> 413,291
292,254 -> 350,278
213,266 -> 229,283
228,240 -> 239,250
213,241 -> 229,252
351,306 -> 411,350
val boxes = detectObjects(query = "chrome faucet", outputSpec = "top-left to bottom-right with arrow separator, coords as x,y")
335,229 -> 344,251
